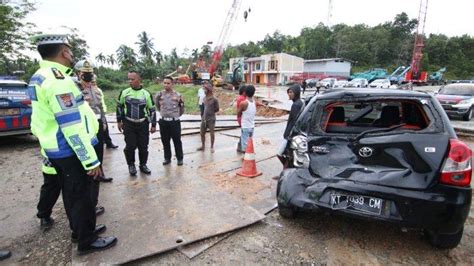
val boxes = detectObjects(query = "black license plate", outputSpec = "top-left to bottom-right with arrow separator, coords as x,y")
330,193 -> 383,215
442,104 -> 452,110
0,108 -> 20,116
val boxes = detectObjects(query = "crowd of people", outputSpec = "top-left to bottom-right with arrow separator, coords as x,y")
0,32 -> 305,260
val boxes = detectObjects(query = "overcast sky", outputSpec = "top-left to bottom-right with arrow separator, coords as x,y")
27,0 -> 474,61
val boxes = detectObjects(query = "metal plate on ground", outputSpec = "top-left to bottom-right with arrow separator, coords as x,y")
178,155 -> 281,259
71,162 -> 265,264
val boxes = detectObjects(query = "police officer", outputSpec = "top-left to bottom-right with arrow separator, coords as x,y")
116,71 -> 156,176
156,76 -> 184,166
29,33 -> 117,255
74,60 -> 113,182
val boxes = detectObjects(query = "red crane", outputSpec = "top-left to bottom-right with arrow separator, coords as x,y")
208,0 -> 243,77
406,0 -> 429,83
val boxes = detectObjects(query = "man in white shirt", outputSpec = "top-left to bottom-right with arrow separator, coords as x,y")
197,80 -> 208,117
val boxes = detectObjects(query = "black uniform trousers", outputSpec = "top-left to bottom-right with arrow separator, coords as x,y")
50,156 -> 97,249
159,120 -> 183,161
104,120 -> 114,146
123,119 -> 149,165
36,172 -> 61,219
91,119 -> 105,207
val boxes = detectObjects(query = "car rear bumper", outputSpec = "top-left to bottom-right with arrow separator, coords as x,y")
277,169 -> 472,234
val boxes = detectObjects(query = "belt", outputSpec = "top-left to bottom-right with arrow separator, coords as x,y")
125,117 -> 147,123
161,117 -> 179,121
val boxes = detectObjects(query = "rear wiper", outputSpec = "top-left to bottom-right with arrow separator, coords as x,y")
354,123 -> 406,142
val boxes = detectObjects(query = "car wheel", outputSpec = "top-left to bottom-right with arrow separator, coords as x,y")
462,107 -> 473,121
426,227 -> 464,249
278,202 -> 298,219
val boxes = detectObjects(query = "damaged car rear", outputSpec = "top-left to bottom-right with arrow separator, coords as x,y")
277,88 -> 472,248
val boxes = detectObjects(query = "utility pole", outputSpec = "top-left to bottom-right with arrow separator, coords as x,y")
327,0 -> 333,28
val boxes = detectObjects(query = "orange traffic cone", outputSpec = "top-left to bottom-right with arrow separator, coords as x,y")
237,137 -> 262,178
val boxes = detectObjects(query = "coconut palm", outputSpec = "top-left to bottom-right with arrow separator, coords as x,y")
95,52 -> 106,66
107,54 -> 116,66
116,45 -> 137,70
136,31 -> 155,62
154,51 -> 163,65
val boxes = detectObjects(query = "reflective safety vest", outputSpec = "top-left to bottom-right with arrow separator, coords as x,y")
116,87 -> 156,126
29,60 -> 100,170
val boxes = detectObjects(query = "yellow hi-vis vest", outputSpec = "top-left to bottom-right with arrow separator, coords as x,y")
29,60 -> 100,170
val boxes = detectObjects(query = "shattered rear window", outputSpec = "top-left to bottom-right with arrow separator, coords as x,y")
317,99 -> 431,134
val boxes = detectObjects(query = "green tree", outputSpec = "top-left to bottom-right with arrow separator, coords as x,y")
95,52 -> 106,66
0,0 -> 37,74
136,31 -> 155,63
116,45 -> 137,70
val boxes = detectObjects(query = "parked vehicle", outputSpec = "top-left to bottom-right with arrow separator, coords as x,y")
436,83 -> 474,121
277,88 -> 472,249
305,78 -> 319,88
333,80 -> 348,88
369,79 -> 391,89
0,79 -> 31,136
318,78 -> 337,89
346,78 -> 368,88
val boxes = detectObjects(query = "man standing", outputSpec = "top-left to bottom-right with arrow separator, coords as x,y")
235,85 -> 247,153
197,81 -> 207,117
197,83 -> 219,153
156,76 -> 184,166
75,60 -> 113,182
237,85 -> 257,152
116,71 -> 156,176
29,33 -> 116,255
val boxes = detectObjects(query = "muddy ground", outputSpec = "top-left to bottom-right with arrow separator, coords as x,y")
1,126 -> 473,264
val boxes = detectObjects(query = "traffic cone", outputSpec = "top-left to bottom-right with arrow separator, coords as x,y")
237,137 -> 262,178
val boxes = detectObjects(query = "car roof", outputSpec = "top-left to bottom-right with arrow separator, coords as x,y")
315,88 -> 430,100
443,83 -> 474,88
0,80 -> 28,86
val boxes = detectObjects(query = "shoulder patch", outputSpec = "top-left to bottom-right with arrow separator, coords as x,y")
29,74 -> 46,86
56,93 -> 76,110
51,68 -> 65,79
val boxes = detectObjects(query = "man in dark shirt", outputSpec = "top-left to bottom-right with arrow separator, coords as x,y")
197,84 -> 220,153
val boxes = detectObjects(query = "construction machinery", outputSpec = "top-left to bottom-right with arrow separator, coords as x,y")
405,0 -> 429,84
427,67 -> 446,85
350,68 -> 388,82
389,66 -> 411,84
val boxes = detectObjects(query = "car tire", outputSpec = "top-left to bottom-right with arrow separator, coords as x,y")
426,227 -> 464,249
462,107 -> 473,121
278,202 -> 298,219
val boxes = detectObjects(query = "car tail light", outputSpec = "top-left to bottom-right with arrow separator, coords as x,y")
440,139 -> 472,187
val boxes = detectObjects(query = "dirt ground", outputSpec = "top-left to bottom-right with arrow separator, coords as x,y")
1,130 -> 473,264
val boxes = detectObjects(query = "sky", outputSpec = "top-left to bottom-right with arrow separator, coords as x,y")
26,0 -> 474,61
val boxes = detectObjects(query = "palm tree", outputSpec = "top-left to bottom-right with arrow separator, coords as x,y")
107,54 -> 116,66
95,52 -> 106,66
191,48 -> 199,61
136,31 -> 155,62
116,45 -> 137,70
154,51 -> 163,65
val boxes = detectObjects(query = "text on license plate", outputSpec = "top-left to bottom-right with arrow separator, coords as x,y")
330,193 -> 383,215
0,108 -> 20,116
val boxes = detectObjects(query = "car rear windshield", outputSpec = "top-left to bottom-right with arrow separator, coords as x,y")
314,99 -> 434,134
0,85 -> 29,101
438,84 -> 474,96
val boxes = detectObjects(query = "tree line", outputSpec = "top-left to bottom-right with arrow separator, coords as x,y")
1,1 -> 473,85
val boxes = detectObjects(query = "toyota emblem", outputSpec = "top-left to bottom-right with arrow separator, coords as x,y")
358,147 -> 373,158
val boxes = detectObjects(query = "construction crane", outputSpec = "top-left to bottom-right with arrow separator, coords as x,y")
208,0 -> 243,77
405,0 -> 429,84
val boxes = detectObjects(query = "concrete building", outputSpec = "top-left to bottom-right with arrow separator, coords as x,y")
228,53 -> 304,85
303,58 -> 352,78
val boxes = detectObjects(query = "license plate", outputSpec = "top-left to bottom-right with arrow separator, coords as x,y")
330,193 -> 383,215
0,108 -> 20,116
442,104 -> 452,110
